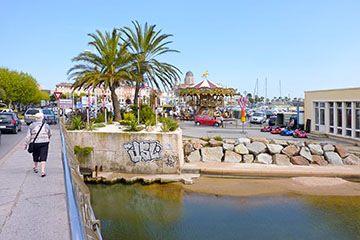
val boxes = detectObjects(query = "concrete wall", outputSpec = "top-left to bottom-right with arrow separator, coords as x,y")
63,128 -> 184,174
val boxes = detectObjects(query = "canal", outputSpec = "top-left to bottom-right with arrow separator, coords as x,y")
88,182 -> 360,240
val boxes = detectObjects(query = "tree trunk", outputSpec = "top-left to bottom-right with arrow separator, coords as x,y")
110,84 -> 121,121
133,81 -> 140,107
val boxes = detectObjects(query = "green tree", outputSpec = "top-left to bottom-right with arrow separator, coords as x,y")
120,21 -> 181,106
68,29 -> 132,121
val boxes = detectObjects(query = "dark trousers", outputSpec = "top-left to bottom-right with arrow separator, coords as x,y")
32,142 -> 49,162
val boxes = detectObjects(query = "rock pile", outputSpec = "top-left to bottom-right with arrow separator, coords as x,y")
183,137 -> 360,166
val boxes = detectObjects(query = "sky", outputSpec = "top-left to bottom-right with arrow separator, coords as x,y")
1,0 -> 360,99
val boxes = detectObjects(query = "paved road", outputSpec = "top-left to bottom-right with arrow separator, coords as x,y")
0,125 -> 28,161
0,125 -> 70,240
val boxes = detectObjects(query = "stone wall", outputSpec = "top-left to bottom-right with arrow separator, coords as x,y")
63,127 -> 184,174
184,137 -> 360,166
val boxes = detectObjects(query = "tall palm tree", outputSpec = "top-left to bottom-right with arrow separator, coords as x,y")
120,21 -> 181,106
68,29 -> 132,121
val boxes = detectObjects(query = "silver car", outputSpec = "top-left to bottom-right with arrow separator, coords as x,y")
24,108 -> 56,125
250,112 -> 266,124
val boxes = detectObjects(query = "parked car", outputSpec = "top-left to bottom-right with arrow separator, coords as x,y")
25,108 -> 56,125
0,112 -> 22,134
250,112 -> 266,124
195,114 -> 221,127
42,109 -> 57,124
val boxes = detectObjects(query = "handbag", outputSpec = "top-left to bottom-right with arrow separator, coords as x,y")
28,121 -> 45,154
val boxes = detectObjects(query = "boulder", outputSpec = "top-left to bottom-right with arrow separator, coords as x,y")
237,138 -> 251,145
322,144 -> 335,152
311,155 -> 328,166
324,152 -> 343,165
243,154 -> 254,163
267,144 -> 284,154
223,143 -> 235,151
201,147 -> 224,162
308,144 -> 324,156
192,139 -> 208,146
184,142 -> 194,156
225,139 -> 236,144
251,138 -> 269,144
282,145 -> 299,157
334,144 -> 348,158
234,144 -> 249,155
247,142 -> 267,155
300,147 -> 313,162
187,150 -> 201,163
224,151 -> 242,163
209,139 -> 223,147
193,142 -> 203,150
305,140 -> 321,146
271,139 -> 288,146
290,156 -> 310,166
287,140 -> 305,147
255,153 -> 273,164
273,154 -> 291,166
343,154 -> 360,165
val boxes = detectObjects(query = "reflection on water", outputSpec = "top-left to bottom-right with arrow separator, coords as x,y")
88,183 -> 360,240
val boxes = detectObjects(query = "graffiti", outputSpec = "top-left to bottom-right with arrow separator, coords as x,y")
123,140 -> 162,164
163,153 -> 177,168
164,158 -> 175,168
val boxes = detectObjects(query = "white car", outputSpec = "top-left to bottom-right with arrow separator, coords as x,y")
250,112 -> 266,124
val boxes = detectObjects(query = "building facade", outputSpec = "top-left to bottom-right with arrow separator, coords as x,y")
304,87 -> 360,140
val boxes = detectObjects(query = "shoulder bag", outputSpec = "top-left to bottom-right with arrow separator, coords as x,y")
28,122 -> 45,154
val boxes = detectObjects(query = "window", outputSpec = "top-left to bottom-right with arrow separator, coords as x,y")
356,102 -> 360,139
329,102 -> 334,133
337,102 -> 342,135
346,102 -> 352,136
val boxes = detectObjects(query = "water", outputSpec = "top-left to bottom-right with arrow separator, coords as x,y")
88,183 -> 360,240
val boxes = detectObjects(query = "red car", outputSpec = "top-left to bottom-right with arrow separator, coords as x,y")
195,114 -> 221,127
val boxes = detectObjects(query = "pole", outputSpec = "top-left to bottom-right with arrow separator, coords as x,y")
87,108 -> 89,126
138,95 -> 140,124
297,104 -> 299,129
105,108 -> 107,125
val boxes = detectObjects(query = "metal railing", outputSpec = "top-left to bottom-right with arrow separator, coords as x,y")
60,123 -> 102,240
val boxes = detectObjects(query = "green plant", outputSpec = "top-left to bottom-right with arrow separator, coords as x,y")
94,123 -> 105,128
213,136 -> 223,141
200,136 -> 211,141
160,117 -> 178,132
68,116 -> 85,130
74,145 -> 94,163
124,119 -> 144,132
107,115 -> 113,124
124,112 -> 136,121
86,120 -> 96,131
94,112 -> 105,123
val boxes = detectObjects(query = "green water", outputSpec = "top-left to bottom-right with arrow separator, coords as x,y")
88,183 -> 360,240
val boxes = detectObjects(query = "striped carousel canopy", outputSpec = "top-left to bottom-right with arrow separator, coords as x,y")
190,79 -> 221,89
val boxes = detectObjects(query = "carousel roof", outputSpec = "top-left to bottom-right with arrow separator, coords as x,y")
191,79 -> 222,89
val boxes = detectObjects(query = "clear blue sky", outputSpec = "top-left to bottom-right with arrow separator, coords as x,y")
1,0 -> 360,99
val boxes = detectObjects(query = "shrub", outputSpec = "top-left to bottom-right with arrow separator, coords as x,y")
124,119 -> 144,132
160,117 -> 178,132
86,120 -> 96,131
94,123 -> 105,128
107,115 -> 113,124
94,112 -> 105,123
213,136 -> 223,141
124,112 -> 136,121
74,145 -> 93,163
67,116 -> 85,130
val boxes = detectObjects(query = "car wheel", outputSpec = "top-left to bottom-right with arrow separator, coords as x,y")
12,128 -> 17,134
214,122 -> 219,127
18,125 -> 21,132
196,122 -> 200,126
280,132 -> 285,136
26,122 -> 31,126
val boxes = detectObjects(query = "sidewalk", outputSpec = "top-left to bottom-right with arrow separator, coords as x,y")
0,127 -> 70,240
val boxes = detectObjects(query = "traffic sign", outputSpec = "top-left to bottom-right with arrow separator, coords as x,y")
54,92 -> 62,100
59,99 -> 73,109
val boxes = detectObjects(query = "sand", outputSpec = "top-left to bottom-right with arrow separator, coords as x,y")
179,176 -> 360,197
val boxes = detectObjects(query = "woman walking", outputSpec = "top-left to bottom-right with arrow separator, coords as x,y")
25,112 -> 51,177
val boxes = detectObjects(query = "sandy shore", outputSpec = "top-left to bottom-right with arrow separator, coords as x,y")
179,176 -> 360,197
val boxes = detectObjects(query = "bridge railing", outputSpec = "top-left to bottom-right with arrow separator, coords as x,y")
60,121 -> 103,240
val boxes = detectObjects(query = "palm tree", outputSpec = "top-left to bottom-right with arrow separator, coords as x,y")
68,29 -> 132,121
120,21 -> 181,106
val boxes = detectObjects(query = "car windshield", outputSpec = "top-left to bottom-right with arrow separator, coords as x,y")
26,109 -> 39,115
253,113 -> 263,117
0,114 -> 12,119
43,110 -> 50,114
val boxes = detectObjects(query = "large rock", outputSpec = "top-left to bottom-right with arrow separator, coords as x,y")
184,142 -> 194,156
193,142 -> 203,150
201,147 -> 224,162
282,145 -> 299,157
234,144 -> 249,155
187,150 -> 201,163
287,140 -> 305,147
308,144 -> 324,156
311,155 -> 328,166
324,152 -> 343,165
343,154 -> 360,165
267,144 -> 284,154
237,138 -> 251,145
192,139 -> 208,146
290,156 -> 310,166
247,142 -> 267,155
251,138 -> 269,144
224,151 -> 242,163
225,139 -> 236,144
255,153 -> 273,164
334,144 -> 348,158
300,147 -> 313,162
209,139 -> 223,147
323,144 -> 335,152
271,139 -> 288,146
223,143 -> 235,151
273,154 -> 291,166
305,140 -> 321,146
243,154 -> 254,163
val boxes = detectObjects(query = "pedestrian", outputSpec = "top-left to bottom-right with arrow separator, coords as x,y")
24,112 -> 51,177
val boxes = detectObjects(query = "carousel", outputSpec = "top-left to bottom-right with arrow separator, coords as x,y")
178,72 -> 236,117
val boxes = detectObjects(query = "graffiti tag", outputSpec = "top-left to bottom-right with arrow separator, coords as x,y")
123,140 -> 163,164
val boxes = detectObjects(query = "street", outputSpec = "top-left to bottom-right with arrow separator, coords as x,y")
0,124 -> 28,162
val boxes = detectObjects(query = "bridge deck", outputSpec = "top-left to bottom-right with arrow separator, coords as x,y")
0,127 -> 70,240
